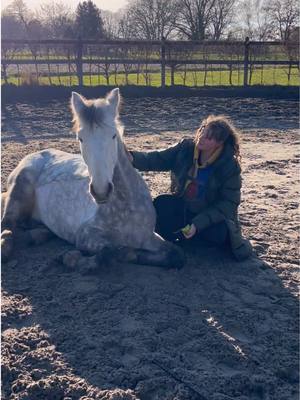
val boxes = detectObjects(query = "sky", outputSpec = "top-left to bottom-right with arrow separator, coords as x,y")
1,0 -> 128,12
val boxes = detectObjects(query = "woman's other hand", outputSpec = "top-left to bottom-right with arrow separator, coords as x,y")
181,223 -> 197,239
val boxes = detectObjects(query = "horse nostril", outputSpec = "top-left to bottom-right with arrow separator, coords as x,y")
89,181 -> 114,204
107,182 -> 114,196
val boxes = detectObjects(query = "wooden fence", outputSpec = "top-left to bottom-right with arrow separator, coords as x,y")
1,38 -> 299,87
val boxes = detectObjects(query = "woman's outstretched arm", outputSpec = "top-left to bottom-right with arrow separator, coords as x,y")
129,140 -> 184,172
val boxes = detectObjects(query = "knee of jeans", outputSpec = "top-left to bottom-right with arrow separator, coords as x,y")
153,194 -> 173,208
218,224 -> 229,244
153,196 -> 163,212
153,196 -> 161,206
204,222 -> 228,245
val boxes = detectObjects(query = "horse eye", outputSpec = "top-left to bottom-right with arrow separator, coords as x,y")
112,134 -> 117,139
78,137 -> 83,143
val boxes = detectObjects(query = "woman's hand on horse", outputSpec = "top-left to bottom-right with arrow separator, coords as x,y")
124,146 -> 134,163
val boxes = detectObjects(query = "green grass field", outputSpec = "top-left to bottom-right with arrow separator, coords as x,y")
2,66 -> 299,87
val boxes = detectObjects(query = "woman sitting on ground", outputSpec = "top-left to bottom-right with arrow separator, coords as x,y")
129,115 -> 252,261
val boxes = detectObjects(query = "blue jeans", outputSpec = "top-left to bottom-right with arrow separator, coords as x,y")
153,194 -> 228,246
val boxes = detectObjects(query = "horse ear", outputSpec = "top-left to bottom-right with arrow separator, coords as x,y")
71,92 -> 85,116
106,88 -> 120,114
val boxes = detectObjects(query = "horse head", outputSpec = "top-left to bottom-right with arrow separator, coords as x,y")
71,88 -> 122,204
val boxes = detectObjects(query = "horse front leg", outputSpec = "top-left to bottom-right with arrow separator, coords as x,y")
76,225 -> 186,270
60,225 -> 114,274
114,233 -> 186,269
55,249 -> 99,275
61,226 -> 186,273
59,246 -> 122,275
138,233 -> 186,269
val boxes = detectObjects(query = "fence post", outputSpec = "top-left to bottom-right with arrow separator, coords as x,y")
171,64 -> 175,86
76,36 -> 83,86
161,37 -> 166,88
243,37 -> 250,87
2,63 -> 8,84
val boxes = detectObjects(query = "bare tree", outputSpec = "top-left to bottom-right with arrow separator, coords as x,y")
175,0 -> 217,40
254,1 -> 273,39
210,0 -> 236,39
231,0 -> 273,40
102,10 -> 121,39
117,9 -> 136,39
264,0 -> 299,41
37,1 -> 75,38
122,0 -> 179,40
3,0 -> 50,38
4,0 -> 32,32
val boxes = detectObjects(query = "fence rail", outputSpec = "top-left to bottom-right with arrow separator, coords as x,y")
1,38 -> 299,87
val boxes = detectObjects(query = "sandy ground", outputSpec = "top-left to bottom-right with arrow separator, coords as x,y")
1,96 -> 299,400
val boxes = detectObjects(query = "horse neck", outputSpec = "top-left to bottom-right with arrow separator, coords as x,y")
113,136 -> 139,202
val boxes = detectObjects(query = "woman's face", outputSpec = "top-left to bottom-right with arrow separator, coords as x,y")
197,126 -> 222,152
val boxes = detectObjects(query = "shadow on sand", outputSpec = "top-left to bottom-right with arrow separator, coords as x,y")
2,237 -> 299,400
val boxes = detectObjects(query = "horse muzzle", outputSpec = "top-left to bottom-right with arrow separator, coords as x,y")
89,182 -> 114,204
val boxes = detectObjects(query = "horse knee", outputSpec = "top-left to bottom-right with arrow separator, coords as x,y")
58,250 -> 99,275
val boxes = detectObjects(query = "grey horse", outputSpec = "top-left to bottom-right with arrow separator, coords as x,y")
1,88 -> 184,270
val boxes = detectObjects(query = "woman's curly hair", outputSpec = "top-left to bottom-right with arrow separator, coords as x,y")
194,115 -> 241,164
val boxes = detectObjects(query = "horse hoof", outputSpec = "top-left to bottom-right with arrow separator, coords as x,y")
78,255 -> 98,275
62,250 -> 82,269
1,230 -> 14,262
168,246 -> 186,270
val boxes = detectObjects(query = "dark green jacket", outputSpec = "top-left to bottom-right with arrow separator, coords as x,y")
131,138 -> 252,261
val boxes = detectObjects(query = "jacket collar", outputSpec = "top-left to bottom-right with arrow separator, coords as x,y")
213,143 -> 235,168
190,142 -> 234,176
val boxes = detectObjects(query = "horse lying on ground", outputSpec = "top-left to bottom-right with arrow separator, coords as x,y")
1,88 -> 184,271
